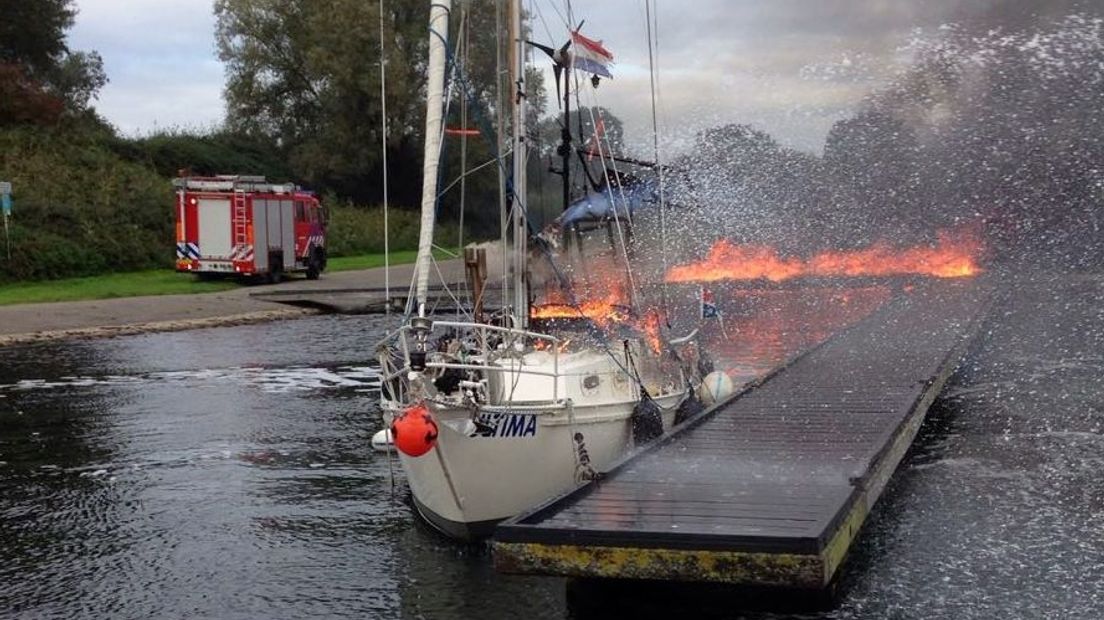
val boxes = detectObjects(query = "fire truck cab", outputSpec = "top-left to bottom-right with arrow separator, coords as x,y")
173,175 -> 326,281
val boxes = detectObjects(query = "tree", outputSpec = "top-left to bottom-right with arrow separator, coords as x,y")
215,0 -> 543,217
0,0 -> 74,78
823,110 -> 922,246
0,0 -> 106,125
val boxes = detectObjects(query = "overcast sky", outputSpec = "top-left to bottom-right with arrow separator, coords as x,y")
70,0 -> 1079,154
70,0 -> 223,136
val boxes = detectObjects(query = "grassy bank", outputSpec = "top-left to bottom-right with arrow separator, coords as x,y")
0,270 -> 238,305
0,248 -> 458,305
327,247 -> 458,272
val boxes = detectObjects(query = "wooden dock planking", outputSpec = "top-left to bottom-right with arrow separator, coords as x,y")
493,280 -> 992,589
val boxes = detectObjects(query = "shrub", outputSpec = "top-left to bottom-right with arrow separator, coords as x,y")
0,122 -> 173,282
324,198 -> 465,257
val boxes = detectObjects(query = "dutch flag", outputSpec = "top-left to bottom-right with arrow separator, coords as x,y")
570,31 -> 614,79
702,286 -> 729,338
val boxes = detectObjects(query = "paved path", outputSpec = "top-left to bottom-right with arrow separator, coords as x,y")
0,260 -> 466,345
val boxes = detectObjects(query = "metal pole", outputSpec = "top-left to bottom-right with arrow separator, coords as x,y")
3,213 -> 9,261
510,0 -> 529,328
379,0 -> 391,313
496,0 -> 510,317
458,7 -> 468,312
562,64 -> 571,212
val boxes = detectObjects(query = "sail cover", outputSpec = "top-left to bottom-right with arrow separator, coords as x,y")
414,0 -> 451,308
556,180 -> 657,229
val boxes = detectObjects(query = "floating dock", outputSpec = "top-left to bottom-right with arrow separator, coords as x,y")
494,280 -> 991,590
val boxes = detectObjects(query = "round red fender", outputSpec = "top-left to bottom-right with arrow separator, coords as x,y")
391,403 -> 438,457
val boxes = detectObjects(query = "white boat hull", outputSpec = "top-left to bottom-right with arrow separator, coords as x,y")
395,394 -> 682,540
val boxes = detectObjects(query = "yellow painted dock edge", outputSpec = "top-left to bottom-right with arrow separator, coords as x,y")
493,542 -> 827,589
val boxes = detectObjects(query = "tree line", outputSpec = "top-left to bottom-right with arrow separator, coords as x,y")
0,0 -> 540,280
2,1 -> 1099,282
659,12 -> 1104,271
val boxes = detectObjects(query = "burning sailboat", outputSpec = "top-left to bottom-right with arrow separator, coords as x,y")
375,1 -> 699,540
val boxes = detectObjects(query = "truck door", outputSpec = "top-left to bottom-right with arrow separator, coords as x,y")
252,198 -> 268,270
294,200 -> 308,259
280,199 -> 294,257
263,198 -> 279,257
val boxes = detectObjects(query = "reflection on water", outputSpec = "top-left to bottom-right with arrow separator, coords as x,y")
706,286 -> 892,380
2,282 -> 1098,619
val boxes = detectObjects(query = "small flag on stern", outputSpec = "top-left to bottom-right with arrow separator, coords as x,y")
701,286 -> 718,319
570,31 -> 614,78
701,285 -> 729,338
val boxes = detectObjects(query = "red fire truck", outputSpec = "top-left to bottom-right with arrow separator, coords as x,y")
173,175 -> 327,281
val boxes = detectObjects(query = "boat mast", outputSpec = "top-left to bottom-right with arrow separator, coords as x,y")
414,0 -> 451,317
510,0 -> 529,329
496,0 -> 510,321
379,0 -> 390,314
560,48 -> 571,215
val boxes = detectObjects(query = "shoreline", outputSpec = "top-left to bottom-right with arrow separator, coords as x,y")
0,307 -> 321,347
0,260 -> 466,348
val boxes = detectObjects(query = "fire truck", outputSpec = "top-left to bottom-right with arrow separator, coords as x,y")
173,175 -> 327,281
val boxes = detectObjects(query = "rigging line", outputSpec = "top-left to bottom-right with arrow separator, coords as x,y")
545,0 -> 572,31
580,87 -> 632,217
403,257 -> 418,317
580,97 -> 639,308
420,18 -> 526,320
645,0 -> 670,323
458,2 -> 470,319
522,195 -> 650,390
426,14 -> 519,317
529,0 -> 557,53
436,152 -> 512,199
651,1 -> 668,131
379,0 -> 391,314
430,244 -> 460,258
417,22 -> 496,308
496,0 -> 509,317
432,256 -> 474,323
443,38 -> 513,185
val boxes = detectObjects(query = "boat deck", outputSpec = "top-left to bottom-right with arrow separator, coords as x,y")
493,280 -> 991,589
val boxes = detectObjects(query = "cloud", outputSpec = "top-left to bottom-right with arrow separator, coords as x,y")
70,0 -> 224,135
529,0 -> 1084,155
68,0 -> 1093,147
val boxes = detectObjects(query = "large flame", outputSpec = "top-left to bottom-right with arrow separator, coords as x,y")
530,286 -> 664,353
529,295 -> 630,326
666,231 -> 982,283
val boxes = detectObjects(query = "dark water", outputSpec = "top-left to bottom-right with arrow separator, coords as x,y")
1,278 -> 1100,619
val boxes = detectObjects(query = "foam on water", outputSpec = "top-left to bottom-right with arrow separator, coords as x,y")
0,365 -> 381,395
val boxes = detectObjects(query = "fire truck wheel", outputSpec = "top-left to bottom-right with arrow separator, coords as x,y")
267,254 -> 284,284
306,248 -> 323,280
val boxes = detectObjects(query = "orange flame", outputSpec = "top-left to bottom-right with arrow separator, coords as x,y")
639,309 -> 664,354
666,231 -> 982,283
530,287 -> 664,353
529,297 -> 630,326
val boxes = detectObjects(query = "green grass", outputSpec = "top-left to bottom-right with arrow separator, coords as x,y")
0,248 -> 459,305
0,270 -> 239,306
327,247 -> 457,272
